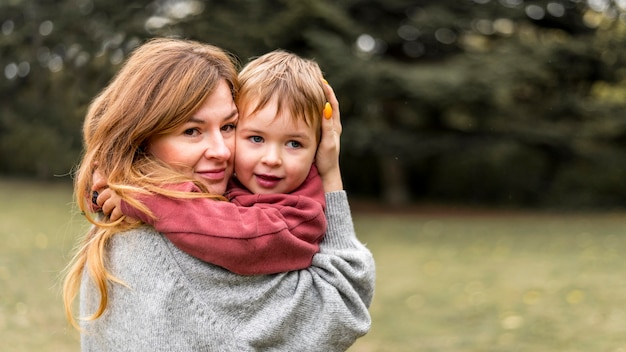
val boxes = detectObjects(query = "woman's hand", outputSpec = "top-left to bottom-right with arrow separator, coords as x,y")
316,81 -> 343,192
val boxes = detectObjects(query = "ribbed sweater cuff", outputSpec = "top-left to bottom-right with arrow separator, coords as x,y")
322,191 -> 358,250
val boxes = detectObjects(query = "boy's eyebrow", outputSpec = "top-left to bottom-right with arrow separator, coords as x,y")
239,127 -> 312,140
284,132 -> 313,140
237,127 -> 266,134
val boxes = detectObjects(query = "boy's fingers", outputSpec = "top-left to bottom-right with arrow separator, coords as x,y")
101,200 -> 114,216
92,169 -> 108,191
110,207 -> 124,222
96,188 -> 112,207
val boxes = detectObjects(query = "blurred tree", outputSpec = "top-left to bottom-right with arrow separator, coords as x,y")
1,0 -> 626,208
0,0 -> 150,177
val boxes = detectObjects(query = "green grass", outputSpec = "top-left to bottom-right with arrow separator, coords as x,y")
3,179 -> 626,351
351,211 -> 626,351
0,179 -> 83,351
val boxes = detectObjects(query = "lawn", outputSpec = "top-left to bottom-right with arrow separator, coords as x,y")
0,179 -> 83,351
3,179 -> 626,351
351,208 -> 626,352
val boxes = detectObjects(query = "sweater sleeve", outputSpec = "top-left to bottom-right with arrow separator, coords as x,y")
211,190 -> 376,350
120,167 -> 327,275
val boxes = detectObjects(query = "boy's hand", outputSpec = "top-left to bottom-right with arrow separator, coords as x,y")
92,168 -> 108,194
91,168 -> 136,223
316,81 -> 343,192
96,188 -> 125,222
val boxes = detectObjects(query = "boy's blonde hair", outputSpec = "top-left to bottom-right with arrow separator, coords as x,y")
236,50 -> 326,141
63,38 -> 239,329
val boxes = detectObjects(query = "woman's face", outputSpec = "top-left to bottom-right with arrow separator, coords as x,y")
147,80 -> 238,195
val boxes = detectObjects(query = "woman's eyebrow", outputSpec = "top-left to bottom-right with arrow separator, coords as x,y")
188,109 -> 238,124
223,109 -> 238,121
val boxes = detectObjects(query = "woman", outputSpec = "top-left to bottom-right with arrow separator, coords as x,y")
63,38 -> 375,351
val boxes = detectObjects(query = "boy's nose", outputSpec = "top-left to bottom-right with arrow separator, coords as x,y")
261,146 -> 282,166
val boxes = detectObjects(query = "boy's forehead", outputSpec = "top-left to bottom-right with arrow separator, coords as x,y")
238,94 -> 318,133
239,96 -> 284,121
239,106 -> 314,132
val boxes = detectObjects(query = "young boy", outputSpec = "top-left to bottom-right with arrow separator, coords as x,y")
100,50 -> 334,275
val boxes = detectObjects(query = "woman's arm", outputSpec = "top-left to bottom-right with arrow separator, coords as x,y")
211,191 -> 375,351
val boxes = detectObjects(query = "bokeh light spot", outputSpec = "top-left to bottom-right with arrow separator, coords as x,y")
566,289 -> 585,305
356,34 -> 376,53
39,20 -> 53,36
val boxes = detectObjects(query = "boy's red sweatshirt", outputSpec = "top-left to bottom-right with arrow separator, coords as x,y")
120,166 -> 326,275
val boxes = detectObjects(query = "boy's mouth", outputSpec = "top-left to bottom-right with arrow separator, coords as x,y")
254,174 -> 282,188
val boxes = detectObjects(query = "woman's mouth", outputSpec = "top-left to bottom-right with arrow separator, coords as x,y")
196,168 -> 227,181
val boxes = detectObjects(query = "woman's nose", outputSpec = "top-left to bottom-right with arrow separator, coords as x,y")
203,134 -> 232,161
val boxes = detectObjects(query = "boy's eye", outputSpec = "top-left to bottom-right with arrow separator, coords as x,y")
287,140 -> 302,148
249,136 -> 264,143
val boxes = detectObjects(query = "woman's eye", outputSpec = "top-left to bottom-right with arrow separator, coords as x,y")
287,140 -> 302,148
249,136 -> 263,143
222,123 -> 236,132
183,128 -> 199,136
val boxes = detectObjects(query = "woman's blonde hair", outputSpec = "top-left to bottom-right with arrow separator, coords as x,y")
237,50 -> 325,141
63,38 -> 239,329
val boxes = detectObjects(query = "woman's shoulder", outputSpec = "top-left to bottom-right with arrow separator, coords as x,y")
106,226 -> 232,283
107,226 -> 164,258
83,226 -> 243,351
106,226 -> 172,278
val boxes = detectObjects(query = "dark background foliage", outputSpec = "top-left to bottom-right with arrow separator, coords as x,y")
2,0 -> 626,208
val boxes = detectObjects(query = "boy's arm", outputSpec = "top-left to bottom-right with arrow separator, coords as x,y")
121,167 -> 326,275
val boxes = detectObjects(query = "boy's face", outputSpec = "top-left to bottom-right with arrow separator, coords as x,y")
235,98 -> 317,194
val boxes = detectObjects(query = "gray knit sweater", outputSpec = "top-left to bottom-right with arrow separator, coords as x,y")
80,191 -> 375,351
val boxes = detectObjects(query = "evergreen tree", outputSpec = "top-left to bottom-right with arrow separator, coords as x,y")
1,0 -> 625,207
